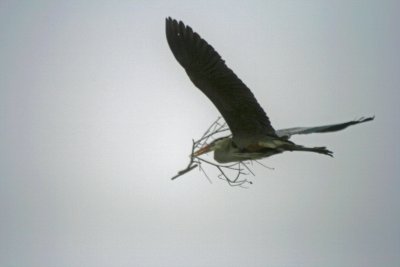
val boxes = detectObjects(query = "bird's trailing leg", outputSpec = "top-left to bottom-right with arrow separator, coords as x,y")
286,144 -> 333,157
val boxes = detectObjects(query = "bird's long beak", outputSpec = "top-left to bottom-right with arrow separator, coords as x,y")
192,144 -> 212,157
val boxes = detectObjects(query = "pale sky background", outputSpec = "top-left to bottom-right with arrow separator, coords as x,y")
1,1 -> 399,266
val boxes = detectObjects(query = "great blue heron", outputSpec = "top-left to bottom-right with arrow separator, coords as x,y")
166,17 -> 373,164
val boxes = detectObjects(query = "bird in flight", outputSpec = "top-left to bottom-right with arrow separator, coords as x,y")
166,17 -> 373,164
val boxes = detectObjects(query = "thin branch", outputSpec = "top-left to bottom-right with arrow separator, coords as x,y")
241,161 -> 256,176
171,164 -> 198,180
199,164 -> 212,184
170,139 -> 198,180
254,160 -> 275,170
170,117 -> 263,186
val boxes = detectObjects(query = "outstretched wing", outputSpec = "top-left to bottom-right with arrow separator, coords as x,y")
166,17 -> 276,142
276,117 -> 374,138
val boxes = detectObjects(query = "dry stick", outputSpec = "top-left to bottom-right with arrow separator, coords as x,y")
216,165 -> 249,187
171,164 -> 198,180
196,157 -> 250,186
241,161 -> 256,176
198,164 -> 212,184
254,160 -> 275,170
170,118 -> 256,185
196,157 -> 242,171
171,139 -> 198,180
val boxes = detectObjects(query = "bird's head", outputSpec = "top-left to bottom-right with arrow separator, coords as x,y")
192,136 -> 232,157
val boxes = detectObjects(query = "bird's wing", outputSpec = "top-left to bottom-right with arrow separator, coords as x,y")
166,17 -> 276,142
276,117 -> 374,138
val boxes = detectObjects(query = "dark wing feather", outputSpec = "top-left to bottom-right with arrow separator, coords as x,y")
276,117 -> 374,138
166,17 -> 276,142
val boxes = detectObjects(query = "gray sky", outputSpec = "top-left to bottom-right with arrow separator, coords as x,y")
1,1 -> 399,266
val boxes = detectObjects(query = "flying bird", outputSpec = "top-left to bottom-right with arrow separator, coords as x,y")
166,17 -> 373,163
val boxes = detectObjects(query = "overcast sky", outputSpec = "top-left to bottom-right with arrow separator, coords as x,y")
1,1 -> 399,266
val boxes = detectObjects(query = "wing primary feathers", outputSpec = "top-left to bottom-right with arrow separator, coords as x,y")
166,17 -> 276,146
276,116 -> 375,138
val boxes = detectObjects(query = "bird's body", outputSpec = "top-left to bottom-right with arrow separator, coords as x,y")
166,17 -> 373,163
209,137 -> 288,163
196,135 -> 333,163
